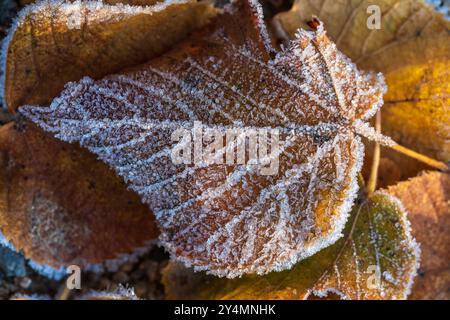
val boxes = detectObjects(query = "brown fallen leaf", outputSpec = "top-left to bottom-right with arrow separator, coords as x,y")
162,191 -> 419,300
274,0 -> 450,183
388,171 -> 450,300
20,0 -> 395,278
0,119 -> 159,272
1,0 -> 218,112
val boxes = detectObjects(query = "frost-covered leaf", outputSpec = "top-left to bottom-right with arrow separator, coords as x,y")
388,171 -> 450,300
0,120 -> 159,271
274,0 -> 450,183
162,191 -> 419,299
20,0 -> 390,277
1,0 -> 218,112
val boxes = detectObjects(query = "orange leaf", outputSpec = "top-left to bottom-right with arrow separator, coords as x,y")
0,120 -> 159,274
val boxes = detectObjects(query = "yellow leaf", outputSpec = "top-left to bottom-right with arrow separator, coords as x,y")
388,171 -> 450,300
162,191 -> 419,300
383,61 -> 450,162
274,0 -> 450,183
1,0 -> 218,112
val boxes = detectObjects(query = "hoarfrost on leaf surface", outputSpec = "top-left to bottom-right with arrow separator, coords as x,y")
1,0 -> 217,112
21,0 -> 390,278
162,191 -> 420,300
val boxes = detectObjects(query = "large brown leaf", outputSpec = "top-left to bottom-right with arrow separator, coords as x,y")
1,0 -> 217,112
21,0 -> 391,277
388,171 -> 450,299
0,119 -> 159,272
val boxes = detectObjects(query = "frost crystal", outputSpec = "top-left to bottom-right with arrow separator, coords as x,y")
20,0 -> 389,277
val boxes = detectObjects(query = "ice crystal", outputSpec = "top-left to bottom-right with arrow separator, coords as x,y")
20,0 -> 390,277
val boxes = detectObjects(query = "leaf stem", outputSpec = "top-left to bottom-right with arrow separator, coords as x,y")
367,111 -> 381,195
389,144 -> 449,172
